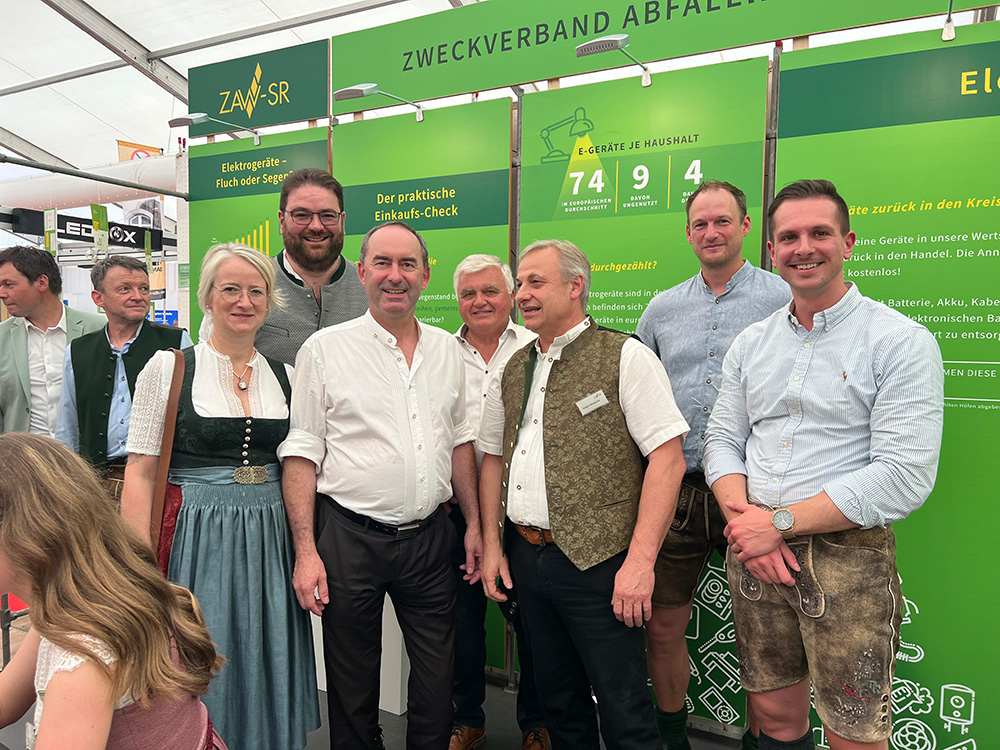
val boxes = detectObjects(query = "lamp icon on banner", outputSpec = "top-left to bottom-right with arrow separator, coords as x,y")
540,107 -> 595,164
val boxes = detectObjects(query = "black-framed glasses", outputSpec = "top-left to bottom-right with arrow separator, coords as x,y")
284,209 -> 343,228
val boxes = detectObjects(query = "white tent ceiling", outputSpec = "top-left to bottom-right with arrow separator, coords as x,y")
0,0 -> 454,172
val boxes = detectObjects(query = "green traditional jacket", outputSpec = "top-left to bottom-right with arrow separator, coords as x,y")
498,318 -> 644,570
70,321 -> 184,468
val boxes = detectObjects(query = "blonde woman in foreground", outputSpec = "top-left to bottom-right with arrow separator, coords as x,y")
0,434 -> 226,749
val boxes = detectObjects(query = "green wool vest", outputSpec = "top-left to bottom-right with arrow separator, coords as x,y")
70,321 -> 184,468
499,319 -> 644,570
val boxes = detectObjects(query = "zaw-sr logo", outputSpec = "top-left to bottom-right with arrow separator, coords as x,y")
218,63 -> 290,119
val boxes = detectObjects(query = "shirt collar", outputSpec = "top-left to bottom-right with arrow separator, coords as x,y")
700,259 -> 752,296
106,319 -> 144,353
25,305 -> 67,335
364,309 -> 419,350
536,316 -> 590,358
455,318 -> 518,344
786,282 -> 862,332
278,250 -> 346,287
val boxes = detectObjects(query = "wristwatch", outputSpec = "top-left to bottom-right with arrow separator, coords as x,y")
771,508 -> 796,540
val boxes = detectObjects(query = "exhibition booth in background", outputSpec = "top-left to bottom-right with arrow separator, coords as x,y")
29,1 -> 1000,746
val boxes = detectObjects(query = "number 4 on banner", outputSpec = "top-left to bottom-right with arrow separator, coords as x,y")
685,159 -> 703,186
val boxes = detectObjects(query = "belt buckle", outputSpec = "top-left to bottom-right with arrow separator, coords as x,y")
233,465 -> 269,484
394,521 -> 421,539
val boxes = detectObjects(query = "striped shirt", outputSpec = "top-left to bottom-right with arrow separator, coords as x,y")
704,283 -> 944,528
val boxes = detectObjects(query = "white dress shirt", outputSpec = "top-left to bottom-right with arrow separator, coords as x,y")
278,311 -> 474,524
455,319 -> 536,466
478,318 -> 689,528
25,307 -> 68,437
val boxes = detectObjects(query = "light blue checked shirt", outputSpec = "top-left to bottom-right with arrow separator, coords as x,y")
636,261 -> 790,473
704,283 -> 944,528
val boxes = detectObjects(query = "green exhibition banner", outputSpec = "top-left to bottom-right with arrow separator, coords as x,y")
777,23 -> 1000,749
332,97 -> 512,333
521,57 -> 768,732
189,40 -> 329,137
521,57 -> 767,333
331,0 -> 982,113
188,128 -> 329,334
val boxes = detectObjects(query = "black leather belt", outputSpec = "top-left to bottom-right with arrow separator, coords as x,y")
320,493 -> 437,539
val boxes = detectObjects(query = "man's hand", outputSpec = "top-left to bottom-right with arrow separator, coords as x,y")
462,523 -> 483,585
481,544 -> 512,602
742,543 -> 799,586
293,549 -> 329,615
612,555 -> 655,628
724,499 -> 783,560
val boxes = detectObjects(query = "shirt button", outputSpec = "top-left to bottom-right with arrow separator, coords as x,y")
412,414 -> 417,419
706,378 -> 711,384
420,476 -> 425,482
700,433 -> 706,439
120,376 -> 125,381
712,325 -> 717,330
521,449 -> 526,454
516,485 -> 522,490
397,357 -> 402,362
792,408 -> 799,415
782,442 -> 789,448
120,419 -> 124,424
715,299 -> 720,305
804,343 -> 811,348
794,376 -> 801,382
418,444 -> 422,450
533,419 -> 538,424
703,406 -> 709,412
540,386 -> 546,392
120,397 -> 125,402
709,351 -> 715,357
773,477 -> 779,483
548,357 -> 553,362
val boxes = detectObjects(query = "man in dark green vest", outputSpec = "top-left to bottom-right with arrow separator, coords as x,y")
478,239 -> 689,750
56,255 -> 192,499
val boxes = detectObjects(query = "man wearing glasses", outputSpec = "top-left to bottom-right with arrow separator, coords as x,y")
255,168 -> 368,364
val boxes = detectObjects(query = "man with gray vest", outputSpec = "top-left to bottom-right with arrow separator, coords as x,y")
636,180 -> 790,750
254,167 -> 368,364
479,239 -> 688,750
0,245 -> 106,437
56,255 -> 191,499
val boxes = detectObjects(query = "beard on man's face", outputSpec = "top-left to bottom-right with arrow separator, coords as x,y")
282,226 -> 345,273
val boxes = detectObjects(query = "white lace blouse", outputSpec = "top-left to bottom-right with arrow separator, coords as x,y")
126,344 -> 293,456
27,634 -> 130,749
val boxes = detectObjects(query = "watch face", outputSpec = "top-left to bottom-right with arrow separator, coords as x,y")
773,509 -> 794,531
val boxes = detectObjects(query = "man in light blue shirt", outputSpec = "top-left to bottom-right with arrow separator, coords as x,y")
637,180 -> 789,750
57,255 -> 192,498
704,180 -> 943,750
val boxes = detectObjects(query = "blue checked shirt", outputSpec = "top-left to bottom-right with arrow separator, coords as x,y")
636,261 -> 790,473
704,283 -> 944,528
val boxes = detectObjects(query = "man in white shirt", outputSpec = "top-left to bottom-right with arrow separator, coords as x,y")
279,222 -> 481,750
449,254 -> 547,750
0,245 -> 106,436
478,240 -> 689,750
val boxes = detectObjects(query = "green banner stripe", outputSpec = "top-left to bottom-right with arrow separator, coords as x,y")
779,41 -> 1000,137
344,169 -> 510,235
190,140 -> 329,201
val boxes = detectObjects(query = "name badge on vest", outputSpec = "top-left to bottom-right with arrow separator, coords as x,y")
576,390 -> 609,416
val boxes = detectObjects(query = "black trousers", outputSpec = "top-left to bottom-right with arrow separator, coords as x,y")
509,532 -> 660,750
448,506 -> 546,732
316,497 -> 457,750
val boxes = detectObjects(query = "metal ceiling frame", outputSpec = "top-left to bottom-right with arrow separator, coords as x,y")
40,0 -> 189,102
0,126 -> 76,169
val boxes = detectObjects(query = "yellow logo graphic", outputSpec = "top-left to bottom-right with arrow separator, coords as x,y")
218,63 -> 290,119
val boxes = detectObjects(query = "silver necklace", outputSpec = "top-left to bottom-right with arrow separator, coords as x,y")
208,338 -> 254,390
